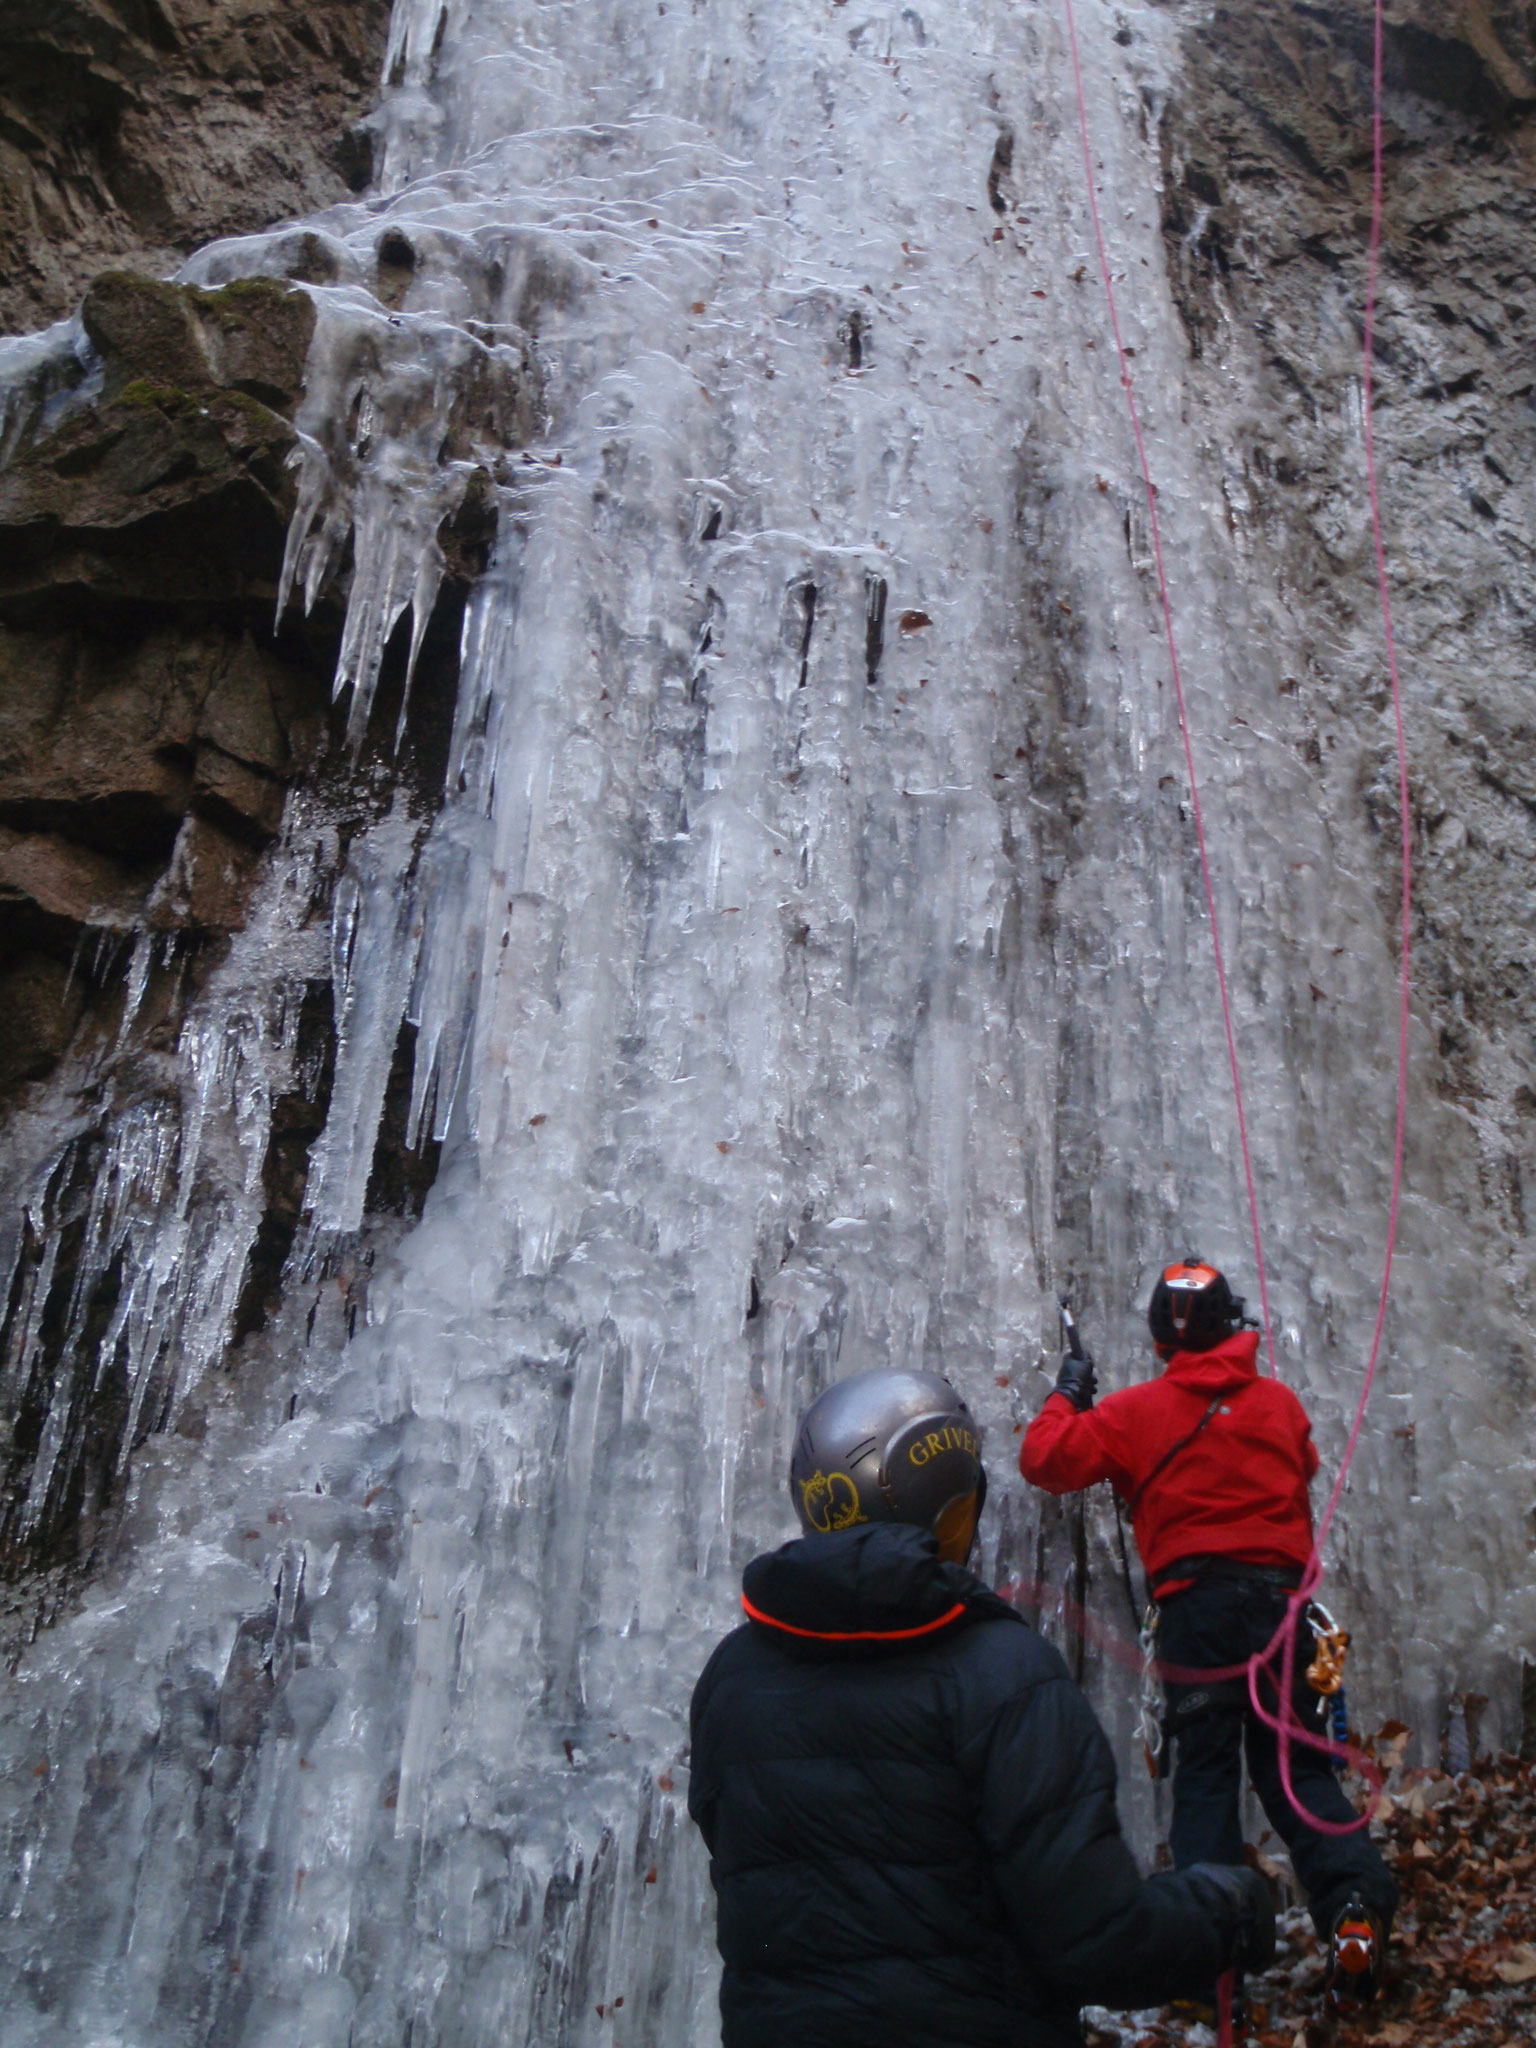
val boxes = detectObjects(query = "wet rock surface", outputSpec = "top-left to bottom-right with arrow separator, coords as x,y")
0,0 -> 389,335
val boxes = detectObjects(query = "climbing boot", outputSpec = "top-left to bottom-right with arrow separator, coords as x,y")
1325,1898 -> 1383,2009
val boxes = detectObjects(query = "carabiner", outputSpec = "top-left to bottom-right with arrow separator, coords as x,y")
1305,1599 -> 1350,1698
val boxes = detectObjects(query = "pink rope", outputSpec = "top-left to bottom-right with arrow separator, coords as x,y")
1057,0 -> 1413,1875
1314,0 -> 1412,1561
1259,0 -> 1414,1836
1059,0 -> 1276,1377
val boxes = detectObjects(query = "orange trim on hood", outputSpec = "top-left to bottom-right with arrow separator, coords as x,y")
741,1593 -> 969,1643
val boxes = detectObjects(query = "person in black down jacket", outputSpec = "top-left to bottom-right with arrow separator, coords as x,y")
689,1368 -> 1273,2048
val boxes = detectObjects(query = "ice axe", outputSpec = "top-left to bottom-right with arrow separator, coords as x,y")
1054,1297 -> 1093,1680
1059,1299 -> 1087,1365
1033,1300 -> 1090,1382
1059,1299 -> 1142,1633
1054,1299 -> 1097,1410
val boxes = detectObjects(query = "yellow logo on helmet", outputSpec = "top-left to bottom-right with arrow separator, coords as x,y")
799,1469 -> 865,1533
908,1425 -> 977,1467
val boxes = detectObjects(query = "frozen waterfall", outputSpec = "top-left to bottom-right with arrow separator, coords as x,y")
1,2 -> 1531,2044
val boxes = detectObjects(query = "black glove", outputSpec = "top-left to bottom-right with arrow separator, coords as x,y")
1053,1352 -> 1097,1411
1185,1863 -> 1277,1975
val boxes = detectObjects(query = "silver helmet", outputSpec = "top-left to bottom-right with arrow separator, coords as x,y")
789,1368 -> 984,1539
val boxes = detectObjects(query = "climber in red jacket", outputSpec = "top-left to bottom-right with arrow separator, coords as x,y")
1020,1260 -> 1397,2013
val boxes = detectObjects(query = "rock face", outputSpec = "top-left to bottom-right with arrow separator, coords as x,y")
0,273 -> 327,969
1153,0 -> 1536,1338
0,0 -> 387,335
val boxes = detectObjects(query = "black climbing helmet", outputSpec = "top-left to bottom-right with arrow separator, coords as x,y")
789,1368 -> 985,1543
1148,1258 -> 1244,1353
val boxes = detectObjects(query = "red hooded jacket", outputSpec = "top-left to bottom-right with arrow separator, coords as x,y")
1019,1330 -> 1318,1591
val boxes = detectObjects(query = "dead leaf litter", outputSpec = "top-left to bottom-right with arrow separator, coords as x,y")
1083,1744 -> 1536,2048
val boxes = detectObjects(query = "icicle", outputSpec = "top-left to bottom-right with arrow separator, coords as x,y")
1,1209 -> 61,1409
330,463 -> 454,749
302,801 -> 427,1234
0,315 -> 99,468
402,811 -> 489,1149
381,0 -> 456,92
115,930 -> 157,1049
276,298 -> 528,751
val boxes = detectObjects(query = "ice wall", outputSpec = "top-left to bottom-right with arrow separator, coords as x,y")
1,2 -> 1532,2044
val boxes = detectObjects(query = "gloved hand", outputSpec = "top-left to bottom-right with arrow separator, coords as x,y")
1186,1863 -> 1277,1974
1053,1352 -> 1097,1411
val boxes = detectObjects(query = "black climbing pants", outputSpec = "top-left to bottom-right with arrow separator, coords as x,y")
1157,1575 -> 1399,1939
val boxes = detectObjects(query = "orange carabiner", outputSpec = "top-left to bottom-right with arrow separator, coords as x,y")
1305,1600 -> 1350,1697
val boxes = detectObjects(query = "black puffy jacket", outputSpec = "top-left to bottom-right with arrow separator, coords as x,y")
689,1524 -> 1242,2048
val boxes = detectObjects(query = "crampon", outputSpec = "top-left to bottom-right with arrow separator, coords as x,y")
1326,1899 -> 1384,2010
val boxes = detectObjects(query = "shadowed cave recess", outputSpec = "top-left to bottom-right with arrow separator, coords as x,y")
0,2 -> 1533,2043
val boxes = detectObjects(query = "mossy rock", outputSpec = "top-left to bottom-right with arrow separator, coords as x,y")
109,379 -> 204,417
82,271 -> 316,414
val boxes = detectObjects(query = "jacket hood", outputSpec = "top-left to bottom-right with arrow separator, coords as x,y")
1161,1326 -> 1261,1393
741,1522 -> 1012,1650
